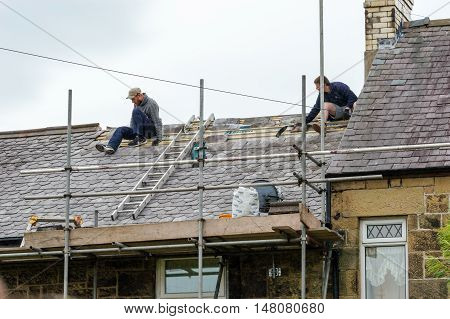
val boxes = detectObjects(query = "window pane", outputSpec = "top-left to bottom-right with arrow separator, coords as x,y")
165,259 -> 220,294
365,246 -> 406,299
367,224 -> 402,239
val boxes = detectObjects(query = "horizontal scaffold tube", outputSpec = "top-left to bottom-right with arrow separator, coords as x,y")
19,142 -> 450,174
0,238 -> 302,260
23,175 -> 382,200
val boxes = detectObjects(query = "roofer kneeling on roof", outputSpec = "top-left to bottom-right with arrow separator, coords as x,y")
305,76 -> 358,134
96,88 -> 163,155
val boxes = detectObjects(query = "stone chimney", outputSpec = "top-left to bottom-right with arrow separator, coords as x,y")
364,0 -> 414,78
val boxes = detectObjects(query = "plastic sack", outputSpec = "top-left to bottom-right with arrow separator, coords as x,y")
232,187 -> 260,218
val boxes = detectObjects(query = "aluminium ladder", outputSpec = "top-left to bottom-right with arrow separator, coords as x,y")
111,113 -> 215,220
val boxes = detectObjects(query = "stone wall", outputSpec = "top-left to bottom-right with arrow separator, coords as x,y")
0,251 -> 327,299
0,257 -> 156,298
332,175 -> 450,299
231,250 -> 326,299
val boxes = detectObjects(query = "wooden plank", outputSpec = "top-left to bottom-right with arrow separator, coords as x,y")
307,227 -> 344,242
24,213 -> 302,249
299,204 -> 321,229
272,226 -> 299,238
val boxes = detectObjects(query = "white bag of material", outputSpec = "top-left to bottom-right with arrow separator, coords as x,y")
232,187 -> 260,218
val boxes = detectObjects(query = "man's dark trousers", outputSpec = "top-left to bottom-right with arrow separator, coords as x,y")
108,108 -> 157,151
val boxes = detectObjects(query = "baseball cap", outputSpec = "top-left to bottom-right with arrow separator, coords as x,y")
126,87 -> 141,99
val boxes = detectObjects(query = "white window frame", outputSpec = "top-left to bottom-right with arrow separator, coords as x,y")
360,217 -> 408,299
156,257 -> 228,299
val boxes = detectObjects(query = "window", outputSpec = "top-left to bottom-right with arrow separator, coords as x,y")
156,257 -> 227,298
360,218 -> 408,299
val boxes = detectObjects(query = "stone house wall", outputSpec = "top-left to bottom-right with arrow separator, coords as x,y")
0,251 -> 326,299
331,175 -> 450,299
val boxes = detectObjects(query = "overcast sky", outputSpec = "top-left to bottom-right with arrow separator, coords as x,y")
0,0 -> 448,131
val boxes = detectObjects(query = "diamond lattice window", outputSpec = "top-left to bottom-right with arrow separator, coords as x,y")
367,224 -> 402,239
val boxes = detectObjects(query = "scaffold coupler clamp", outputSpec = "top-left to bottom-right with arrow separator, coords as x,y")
74,215 -> 83,228
28,215 -> 39,227
293,172 -> 303,186
292,144 -> 303,159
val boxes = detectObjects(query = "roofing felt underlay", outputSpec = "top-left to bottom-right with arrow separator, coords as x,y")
0,116 -> 347,239
328,19 -> 450,176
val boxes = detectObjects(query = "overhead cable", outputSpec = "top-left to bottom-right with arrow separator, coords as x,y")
0,47 -> 303,108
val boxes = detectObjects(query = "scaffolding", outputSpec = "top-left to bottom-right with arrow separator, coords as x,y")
2,83 -> 449,300
1,87 -> 450,299
2,1 -> 450,299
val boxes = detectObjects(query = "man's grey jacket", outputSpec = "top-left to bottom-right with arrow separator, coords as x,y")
134,94 -> 163,140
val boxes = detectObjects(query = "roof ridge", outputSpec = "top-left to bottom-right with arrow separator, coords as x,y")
404,18 -> 450,28
0,123 -> 101,139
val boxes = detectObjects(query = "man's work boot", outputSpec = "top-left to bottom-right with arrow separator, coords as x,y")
151,138 -> 160,146
128,136 -> 147,147
96,144 -> 115,155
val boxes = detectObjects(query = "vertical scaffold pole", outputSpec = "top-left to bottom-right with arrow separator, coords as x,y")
63,89 -> 73,299
93,210 -> 99,299
319,0 -> 326,223
198,79 -> 205,298
301,75 -> 307,299
319,0 -> 329,299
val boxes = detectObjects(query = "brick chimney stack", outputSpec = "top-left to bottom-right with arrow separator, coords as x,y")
364,0 -> 414,78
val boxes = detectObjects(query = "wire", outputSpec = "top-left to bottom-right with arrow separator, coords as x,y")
410,1 -> 449,19
280,0 -> 450,116
0,0 -> 188,124
0,47 -> 304,108
0,1 -> 130,88
279,57 -> 365,115
427,1 -> 449,17
4,1 -> 446,119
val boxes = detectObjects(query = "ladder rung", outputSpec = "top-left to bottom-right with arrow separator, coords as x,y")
129,194 -> 146,198
144,178 -> 161,182
165,152 -> 183,155
129,196 -> 146,201
125,201 -> 142,205
119,209 -> 136,213
141,183 -> 157,188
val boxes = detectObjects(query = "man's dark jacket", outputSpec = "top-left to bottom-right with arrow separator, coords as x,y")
306,82 -> 358,123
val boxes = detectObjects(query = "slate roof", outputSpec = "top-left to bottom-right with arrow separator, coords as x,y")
328,19 -> 450,177
0,116 -> 347,239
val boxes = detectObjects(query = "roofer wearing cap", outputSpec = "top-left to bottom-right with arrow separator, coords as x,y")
96,88 -> 163,155
305,76 -> 358,134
